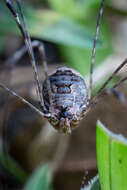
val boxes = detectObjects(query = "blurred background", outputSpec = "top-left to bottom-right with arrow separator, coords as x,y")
0,0 -> 127,189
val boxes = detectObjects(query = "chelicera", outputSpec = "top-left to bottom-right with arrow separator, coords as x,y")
1,0 -> 127,134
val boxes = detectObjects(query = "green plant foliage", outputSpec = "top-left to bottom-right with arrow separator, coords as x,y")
0,1 -> 112,83
96,121 -> 110,190
59,19 -> 112,77
30,14 -> 101,48
82,175 -> 101,190
96,121 -> 127,190
0,2 -> 99,50
0,146 -> 27,183
47,0 -> 104,22
47,0 -> 112,77
0,3 -> 19,35
23,163 -> 52,190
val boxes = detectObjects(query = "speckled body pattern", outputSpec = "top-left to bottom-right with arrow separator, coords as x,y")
42,67 -> 88,133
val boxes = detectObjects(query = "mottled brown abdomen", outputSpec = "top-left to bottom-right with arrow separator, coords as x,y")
42,67 -> 88,133
43,67 -> 87,113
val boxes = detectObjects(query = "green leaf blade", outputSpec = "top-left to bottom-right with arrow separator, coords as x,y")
23,163 -> 52,190
111,139 -> 127,190
82,175 -> 101,190
0,2 -> 103,53
0,147 -> 27,183
96,121 -> 110,190
29,11 -> 100,48
97,121 -> 127,190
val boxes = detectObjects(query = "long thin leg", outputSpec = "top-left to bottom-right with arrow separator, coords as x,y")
0,83 -> 51,118
5,41 -> 40,67
91,74 -> 127,108
38,44 -> 54,113
88,89 -> 127,116
91,59 -> 127,106
88,0 -> 105,99
105,76 -> 127,106
111,76 -> 127,90
16,0 -> 53,112
105,88 -> 127,106
4,40 -> 54,112
97,58 -> 127,94
5,0 -> 43,106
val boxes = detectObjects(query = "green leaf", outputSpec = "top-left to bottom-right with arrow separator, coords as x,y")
31,16 -> 100,48
47,0 -> 112,78
96,121 -> 111,190
0,2 -> 99,50
59,18 -> 112,78
23,163 -> 52,190
0,1 -> 110,80
0,3 -> 19,35
96,121 -> 127,190
111,141 -> 127,190
0,146 -> 27,183
27,8 -> 101,49
47,0 -> 103,22
82,175 -> 101,190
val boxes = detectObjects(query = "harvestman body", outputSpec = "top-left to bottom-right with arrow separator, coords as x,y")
42,67 -> 88,133
1,0 -> 127,134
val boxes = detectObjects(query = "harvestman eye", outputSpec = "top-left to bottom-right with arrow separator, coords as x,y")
1,0 -> 127,135
50,117 -> 59,126
71,119 -> 79,126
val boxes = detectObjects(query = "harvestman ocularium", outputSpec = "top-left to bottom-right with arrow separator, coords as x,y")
1,0 -> 127,134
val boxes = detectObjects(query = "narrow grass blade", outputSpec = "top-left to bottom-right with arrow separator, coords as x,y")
96,121 -> 110,190
23,163 -> 52,190
0,146 -> 27,183
111,138 -> 127,189
96,120 -> 127,190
